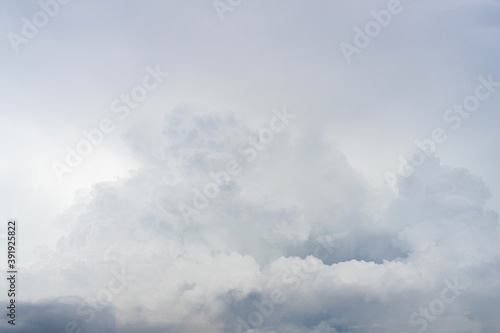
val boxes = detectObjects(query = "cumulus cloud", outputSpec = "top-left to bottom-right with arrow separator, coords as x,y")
5,106 -> 495,333
2,1 -> 500,332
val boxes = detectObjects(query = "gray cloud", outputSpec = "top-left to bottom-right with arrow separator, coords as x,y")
4,106 -> 494,332
1,1 -> 500,332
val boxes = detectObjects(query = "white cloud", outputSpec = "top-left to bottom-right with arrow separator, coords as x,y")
2,1 -> 500,332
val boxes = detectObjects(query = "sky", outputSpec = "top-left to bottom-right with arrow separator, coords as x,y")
1,0 -> 500,332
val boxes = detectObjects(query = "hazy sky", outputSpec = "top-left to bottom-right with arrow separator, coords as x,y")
1,1 -> 500,332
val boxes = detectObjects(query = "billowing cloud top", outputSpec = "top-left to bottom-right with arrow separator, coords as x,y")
0,1 -> 499,333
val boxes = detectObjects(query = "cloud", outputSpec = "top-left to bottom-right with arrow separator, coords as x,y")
2,1 -> 500,332
0,298 -> 115,333
6,105 -> 495,333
